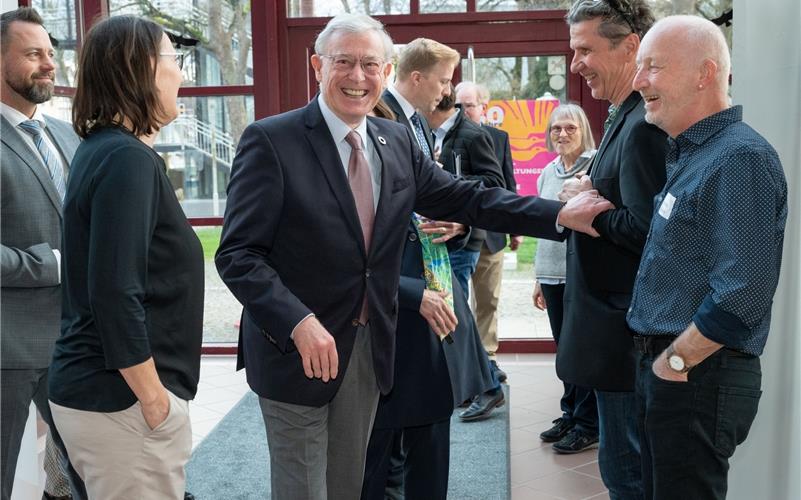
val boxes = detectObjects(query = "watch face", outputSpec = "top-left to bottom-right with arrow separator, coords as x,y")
668,355 -> 685,372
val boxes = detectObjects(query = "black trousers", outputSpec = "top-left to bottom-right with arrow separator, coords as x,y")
540,283 -> 598,434
1,368 -> 87,500
361,419 -> 451,500
635,336 -> 762,500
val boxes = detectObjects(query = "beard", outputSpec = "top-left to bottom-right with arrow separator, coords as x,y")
5,71 -> 55,104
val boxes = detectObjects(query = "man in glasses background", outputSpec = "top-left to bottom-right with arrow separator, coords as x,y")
555,0 -> 668,498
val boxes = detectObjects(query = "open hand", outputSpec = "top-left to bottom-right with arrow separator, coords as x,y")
418,220 -> 467,244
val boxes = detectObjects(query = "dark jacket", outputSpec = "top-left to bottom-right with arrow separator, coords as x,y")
216,98 -> 564,407
556,93 -> 668,392
373,222 -> 495,428
481,125 -> 518,254
439,110 -> 505,251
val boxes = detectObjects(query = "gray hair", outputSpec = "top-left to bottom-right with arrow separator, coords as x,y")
455,81 -> 491,105
566,0 -> 655,45
314,13 -> 395,61
651,15 -> 731,89
545,103 -> 596,153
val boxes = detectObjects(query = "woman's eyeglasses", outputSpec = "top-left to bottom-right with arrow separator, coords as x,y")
550,125 -> 578,135
160,51 -> 186,70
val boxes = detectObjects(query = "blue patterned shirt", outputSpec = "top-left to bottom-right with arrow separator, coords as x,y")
627,106 -> 787,355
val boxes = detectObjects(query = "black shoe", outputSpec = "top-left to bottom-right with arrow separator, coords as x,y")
491,360 -> 507,383
552,429 -> 599,454
459,389 -> 505,422
185,493 -> 195,500
539,417 -> 575,443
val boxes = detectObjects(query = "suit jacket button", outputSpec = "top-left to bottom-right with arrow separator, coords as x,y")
365,268 -> 371,278
409,232 -> 418,242
352,319 -> 360,326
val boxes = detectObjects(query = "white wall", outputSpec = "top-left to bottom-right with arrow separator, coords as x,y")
731,1 -> 801,499
1,0 -> 19,14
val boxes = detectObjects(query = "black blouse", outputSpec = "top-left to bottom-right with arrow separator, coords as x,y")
50,126 -> 204,412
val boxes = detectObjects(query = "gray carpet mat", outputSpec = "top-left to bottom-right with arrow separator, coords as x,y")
186,386 -> 510,499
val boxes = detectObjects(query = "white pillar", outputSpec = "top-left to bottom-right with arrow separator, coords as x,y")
731,1 -> 801,498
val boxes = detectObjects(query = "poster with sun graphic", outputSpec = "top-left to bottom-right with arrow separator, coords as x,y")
485,99 -> 560,197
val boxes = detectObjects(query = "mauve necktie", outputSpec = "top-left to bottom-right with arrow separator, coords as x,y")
345,130 -> 375,324
19,119 -> 66,201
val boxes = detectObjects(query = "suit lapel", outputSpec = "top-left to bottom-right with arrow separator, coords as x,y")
45,116 -> 78,178
1,115 -> 63,216
589,93 -> 640,178
302,99 -> 367,257
382,91 -> 413,133
366,118 -> 395,257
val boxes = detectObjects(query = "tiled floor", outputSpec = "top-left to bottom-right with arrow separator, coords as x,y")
190,353 -> 608,500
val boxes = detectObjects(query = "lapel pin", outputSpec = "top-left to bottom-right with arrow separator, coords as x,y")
377,136 -> 387,145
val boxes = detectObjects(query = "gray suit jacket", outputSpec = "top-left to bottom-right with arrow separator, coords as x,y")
1,113 -> 80,368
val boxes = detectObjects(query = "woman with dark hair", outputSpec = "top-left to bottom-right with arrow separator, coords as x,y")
48,15 -> 203,499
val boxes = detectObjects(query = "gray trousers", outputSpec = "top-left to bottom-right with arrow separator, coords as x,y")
0,368 -> 87,500
259,324 -> 380,500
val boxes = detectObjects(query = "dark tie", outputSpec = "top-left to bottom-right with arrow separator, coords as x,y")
410,112 -> 433,159
19,119 -> 66,201
345,130 -> 375,324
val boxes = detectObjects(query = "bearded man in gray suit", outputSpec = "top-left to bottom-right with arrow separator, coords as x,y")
0,8 -> 85,500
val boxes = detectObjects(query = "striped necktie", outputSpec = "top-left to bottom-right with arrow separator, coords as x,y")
410,112 -> 433,159
19,119 -> 67,202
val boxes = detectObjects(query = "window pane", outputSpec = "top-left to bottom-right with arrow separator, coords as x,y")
420,0 -> 466,13
39,95 -> 73,122
108,1 -> 253,87
478,0 -> 572,12
468,55 -> 567,102
32,0 -> 78,86
152,96 -> 255,218
286,0 -> 409,17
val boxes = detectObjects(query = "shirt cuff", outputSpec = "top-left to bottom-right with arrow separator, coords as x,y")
289,313 -> 316,340
692,295 -> 750,347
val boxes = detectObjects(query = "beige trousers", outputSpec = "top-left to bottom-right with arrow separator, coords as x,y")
471,246 -> 504,359
49,390 -> 191,500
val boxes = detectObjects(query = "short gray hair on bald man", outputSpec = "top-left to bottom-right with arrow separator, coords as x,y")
314,13 -> 395,61
566,0 -> 655,45
455,81 -> 491,105
653,15 -> 731,89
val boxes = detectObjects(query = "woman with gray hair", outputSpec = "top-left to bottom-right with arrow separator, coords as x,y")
533,103 -> 599,453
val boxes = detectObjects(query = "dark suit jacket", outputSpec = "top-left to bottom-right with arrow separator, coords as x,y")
1,114 -> 80,369
556,93 -> 668,391
439,110 -> 504,251
482,125 -> 517,254
373,222 -> 495,429
381,90 -> 435,158
216,98 -> 564,407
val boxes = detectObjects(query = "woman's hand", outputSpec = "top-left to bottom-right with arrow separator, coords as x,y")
141,389 -> 170,430
532,281 -> 547,310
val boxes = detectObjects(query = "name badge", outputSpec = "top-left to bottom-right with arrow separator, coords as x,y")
658,192 -> 676,219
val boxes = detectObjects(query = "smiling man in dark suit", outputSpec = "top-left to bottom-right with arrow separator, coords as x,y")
0,8 -> 85,500
555,0 -> 668,497
216,12 -> 613,500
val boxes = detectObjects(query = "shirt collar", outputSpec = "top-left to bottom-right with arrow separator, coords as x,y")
437,109 -> 460,136
675,105 -> 742,147
1,102 -> 47,129
318,94 -> 368,147
387,84 -> 416,121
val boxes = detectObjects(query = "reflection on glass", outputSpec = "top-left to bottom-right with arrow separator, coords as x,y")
32,0 -> 77,86
108,0 -> 253,87
39,95 -> 73,122
420,0 -> 466,13
466,55 -> 567,102
286,0 -> 409,17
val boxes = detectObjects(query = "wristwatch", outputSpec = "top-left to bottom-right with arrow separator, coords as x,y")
665,343 -> 692,374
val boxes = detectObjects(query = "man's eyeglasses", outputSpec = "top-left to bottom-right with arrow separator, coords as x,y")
160,51 -> 186,70
550,125 -> 578,135
320,54 -> 386,76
